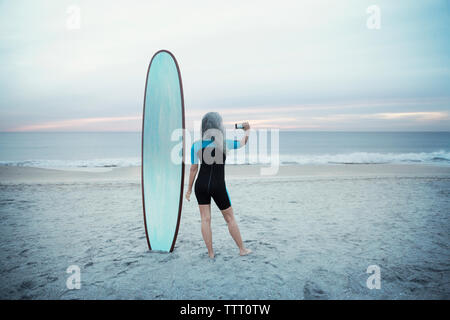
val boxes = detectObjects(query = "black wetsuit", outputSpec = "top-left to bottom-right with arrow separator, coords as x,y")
191,139 -> 240,210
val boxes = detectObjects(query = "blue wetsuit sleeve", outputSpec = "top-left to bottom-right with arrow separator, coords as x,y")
226,139 -> 241,150
191,140 -> 215,164
191,141 -> 199,164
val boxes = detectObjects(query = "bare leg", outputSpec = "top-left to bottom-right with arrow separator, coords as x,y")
199,204 -> 214,258
221,206 -> 252,256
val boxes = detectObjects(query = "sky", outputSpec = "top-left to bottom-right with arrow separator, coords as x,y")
0,0 -> 449,131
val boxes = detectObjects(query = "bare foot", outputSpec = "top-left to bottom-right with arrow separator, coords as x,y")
208,252 -> 215,259
239,248 -> 252,256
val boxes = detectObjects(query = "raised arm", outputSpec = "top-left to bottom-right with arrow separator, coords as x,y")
239,122 -> 250,148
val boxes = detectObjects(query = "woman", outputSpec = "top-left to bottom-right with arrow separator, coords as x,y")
185,112 -> 252,258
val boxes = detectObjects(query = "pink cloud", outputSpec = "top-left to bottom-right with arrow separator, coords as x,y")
8,116 -> 141,132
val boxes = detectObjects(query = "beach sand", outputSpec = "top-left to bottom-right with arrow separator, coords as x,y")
0,164 -> 449,299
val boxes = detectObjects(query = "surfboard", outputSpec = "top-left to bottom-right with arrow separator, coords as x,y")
141,50 -> 185,252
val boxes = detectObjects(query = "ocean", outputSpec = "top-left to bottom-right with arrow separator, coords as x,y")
0,131 -> 449,169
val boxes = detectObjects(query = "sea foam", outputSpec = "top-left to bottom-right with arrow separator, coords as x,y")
0,150 -> 449,168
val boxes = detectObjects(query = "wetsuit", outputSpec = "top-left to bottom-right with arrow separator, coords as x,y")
191,139 -> 240,210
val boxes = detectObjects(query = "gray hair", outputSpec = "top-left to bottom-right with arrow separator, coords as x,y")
201,112 -> 226,154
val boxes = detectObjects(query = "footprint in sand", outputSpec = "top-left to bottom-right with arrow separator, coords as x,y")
303,281 -> 329,300
20,280 -> 35,290
124,260 -> 138,266
19,249 -> 29,257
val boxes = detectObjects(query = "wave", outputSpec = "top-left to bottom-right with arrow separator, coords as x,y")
0,151 -> 449,168
0,158 -> 141,168
278,150 -> 450,165
227,150 -> 450,165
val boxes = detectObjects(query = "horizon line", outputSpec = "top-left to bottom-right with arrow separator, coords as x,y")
1,130 -> 450,133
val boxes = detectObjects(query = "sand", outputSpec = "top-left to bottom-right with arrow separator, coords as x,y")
0,164 -> 449,299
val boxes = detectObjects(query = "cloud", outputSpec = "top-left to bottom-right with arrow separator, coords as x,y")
312,112 -> 449,122
374,112 -> 449,121
188,97 -> 450,117
8,104 -> 448,132
8,116 -> 141,132
1,1 -> 449,131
